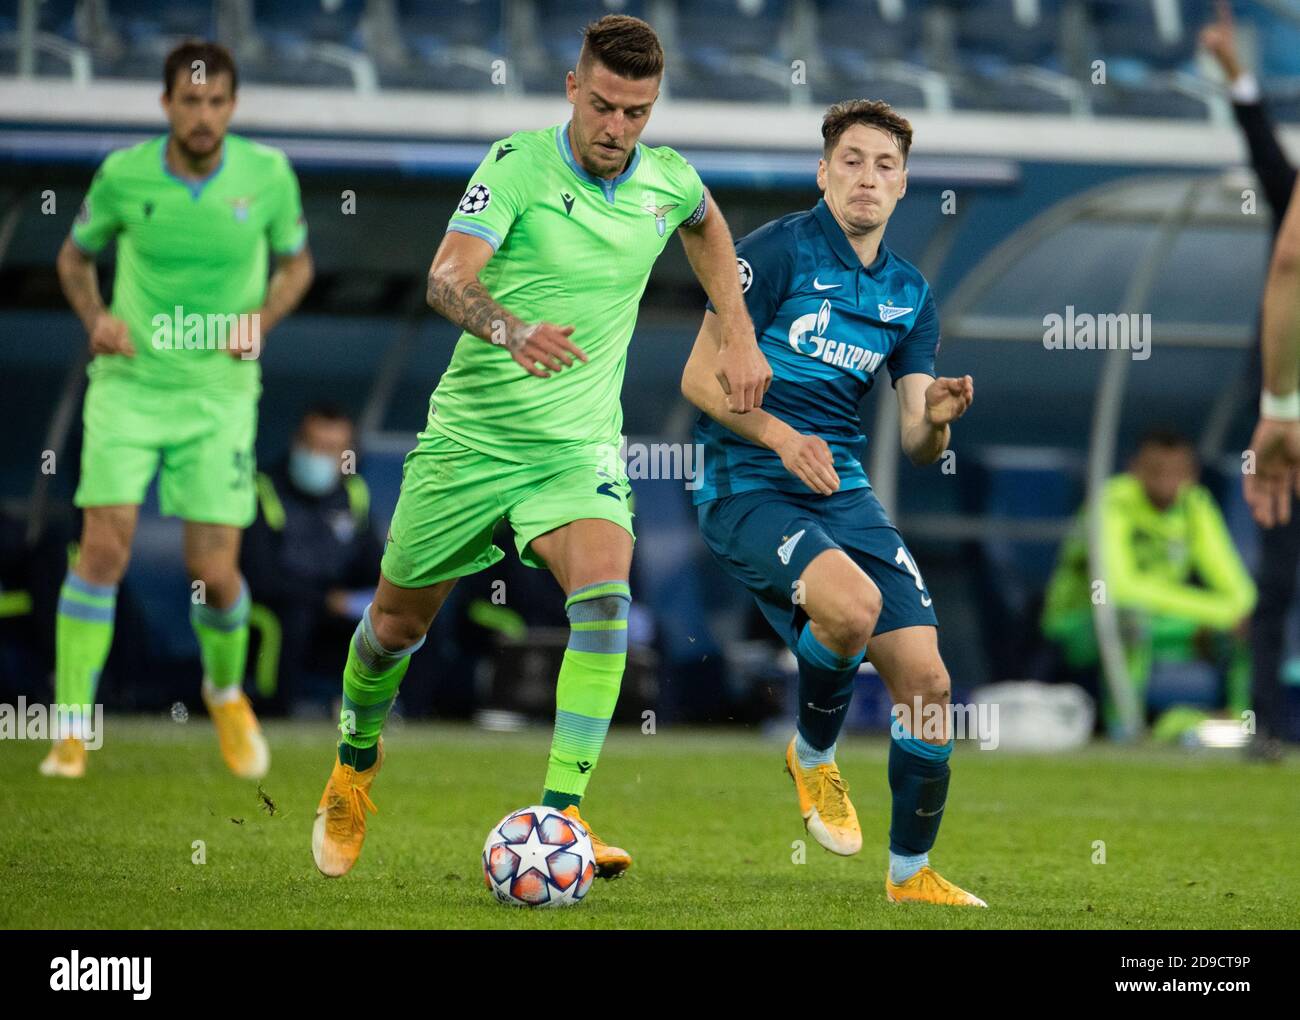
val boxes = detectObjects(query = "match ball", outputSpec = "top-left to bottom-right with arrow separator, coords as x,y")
482,805 -> 596,908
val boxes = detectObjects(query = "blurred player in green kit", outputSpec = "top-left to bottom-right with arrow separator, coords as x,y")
43,41 -> 314,779
312,15 -> 771,880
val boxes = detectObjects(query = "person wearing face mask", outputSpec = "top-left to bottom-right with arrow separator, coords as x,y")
240,404 -> 382,716
1042,429 -> 1257,738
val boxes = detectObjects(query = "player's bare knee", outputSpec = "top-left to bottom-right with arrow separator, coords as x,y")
911,661 -> 951,706
816,595 -> 875,651
371,606 -> 427,651
186,559 -> 239,601
843,580 -> 882,647
76,541 -> 130,585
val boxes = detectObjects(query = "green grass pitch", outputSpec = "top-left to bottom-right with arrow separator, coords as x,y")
1,718 -> 1296,929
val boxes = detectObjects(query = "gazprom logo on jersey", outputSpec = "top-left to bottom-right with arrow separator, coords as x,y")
788,299 -> 884,373
151,306 -> 261,359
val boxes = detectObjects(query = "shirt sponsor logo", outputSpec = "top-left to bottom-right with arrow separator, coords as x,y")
788,299 -> 884,373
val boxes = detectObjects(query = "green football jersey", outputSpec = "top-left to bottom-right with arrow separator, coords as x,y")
71,133 -> 307,394
433,122 -> 707,462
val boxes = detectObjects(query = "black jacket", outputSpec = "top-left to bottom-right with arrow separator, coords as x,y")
240,459 -> 383,614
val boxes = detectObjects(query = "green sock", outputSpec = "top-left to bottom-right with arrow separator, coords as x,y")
542,581 -> 631,807
338,605 -> 423,767
191,580 -> 251,690
54,572 -> 117,736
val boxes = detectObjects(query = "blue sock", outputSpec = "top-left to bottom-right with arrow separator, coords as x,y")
794,731 -> 834,768
889,850 -> 930,884
794,625 -> 864,754
887,720 -> 952,882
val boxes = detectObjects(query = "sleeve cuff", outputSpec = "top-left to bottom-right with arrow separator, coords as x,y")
446,220 -> 502,252
272,233 -> 308,257
69,231 -> 101,256
1231,73 -> 1261,105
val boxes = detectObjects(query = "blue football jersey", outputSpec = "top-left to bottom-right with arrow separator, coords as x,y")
692,198 -> 939,505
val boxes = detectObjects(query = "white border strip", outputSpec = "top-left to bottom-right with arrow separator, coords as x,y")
0,77 -> 1292,167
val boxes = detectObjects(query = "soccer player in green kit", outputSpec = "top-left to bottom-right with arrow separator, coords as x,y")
42,41 -> 314,779
312,15 -> 770,880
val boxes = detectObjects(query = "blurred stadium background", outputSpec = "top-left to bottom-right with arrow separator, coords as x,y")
2,0 -> 1299,745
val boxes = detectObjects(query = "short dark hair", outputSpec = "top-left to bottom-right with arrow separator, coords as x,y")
163,39 -> 238,97
1137,427 -> 1194,453
577,14 -> 664,80
821,99 -> 912,162
300,402 -> 353,429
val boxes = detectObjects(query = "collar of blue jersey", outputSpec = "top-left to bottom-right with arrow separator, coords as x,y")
556,122 -> 641,204
813,198 -> 889,277
160,134 -> 227,200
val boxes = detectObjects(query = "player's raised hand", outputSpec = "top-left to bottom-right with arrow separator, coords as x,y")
715,319 -> 771,414
1199,0 -> 1242,83
88,312 -> 134,357
507,322 -> 588,378
1244,417 -> 1300,527
777,432 -> 840,496
924,375 -> 974,427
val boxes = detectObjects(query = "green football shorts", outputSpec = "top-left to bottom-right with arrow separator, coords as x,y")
74,373 -> 258,526
379,428 -> 635,588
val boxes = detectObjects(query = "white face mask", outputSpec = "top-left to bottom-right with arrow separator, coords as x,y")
289,446 -> 340,496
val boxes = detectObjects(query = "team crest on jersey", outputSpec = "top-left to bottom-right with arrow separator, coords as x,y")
459,183 -> 491,215
788,299 -> 885,374
641,194 -> 678,237
878,301 -> 913,322
737,257 -> 753,293
227,196 -> 252,222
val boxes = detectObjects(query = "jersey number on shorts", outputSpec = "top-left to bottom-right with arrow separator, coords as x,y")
894,546 -> 932,607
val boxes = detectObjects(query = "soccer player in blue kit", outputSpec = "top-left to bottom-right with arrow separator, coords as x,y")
681,100 -> 984,907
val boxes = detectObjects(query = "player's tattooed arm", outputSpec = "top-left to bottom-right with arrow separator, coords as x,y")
897,373 -> 974,466
428,231 -> 587,379
56,236 -> 134,357
682,313 -> 839,495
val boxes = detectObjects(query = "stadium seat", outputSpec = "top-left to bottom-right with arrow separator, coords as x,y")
808,0 -> 942,111
1083,0 -> 1221,120
95,0 -> 217,81
946,0 -> 1083,115
667,0 -> 795,104
377,0 -> 506,92
520,0 -> 647,95
0,0 -> 94,78
243,0 -> 371,89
